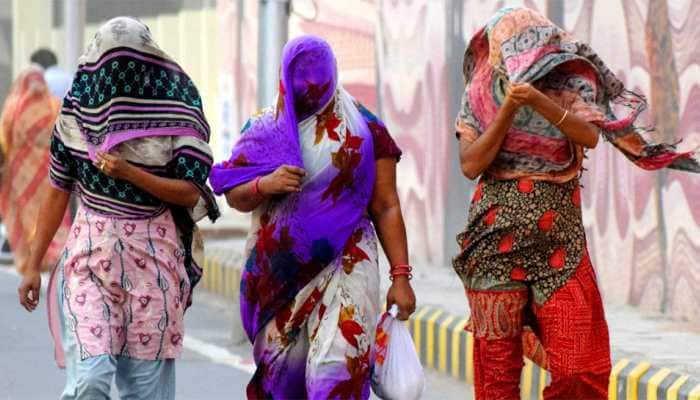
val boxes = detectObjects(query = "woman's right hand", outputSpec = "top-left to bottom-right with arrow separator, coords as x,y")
18,269 -> 42,312
259,165 -> 306,196
506,82 -> 550,110
502,85 -> 524,116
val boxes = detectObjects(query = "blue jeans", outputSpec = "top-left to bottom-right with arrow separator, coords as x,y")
58,274 -> 176,400
61,355 -> 175,400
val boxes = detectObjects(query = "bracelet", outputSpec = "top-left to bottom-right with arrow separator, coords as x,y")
390,271 -> 413,281
390,264 -> 412,272
554,109 -> 569,127
390,264 -> 413,281
251,176 -> 265,198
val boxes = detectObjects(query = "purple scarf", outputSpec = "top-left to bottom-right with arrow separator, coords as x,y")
210,35 -> 376,341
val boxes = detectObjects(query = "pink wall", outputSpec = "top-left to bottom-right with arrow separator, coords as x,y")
565,1 -> 700,321
375,0 -> 454,266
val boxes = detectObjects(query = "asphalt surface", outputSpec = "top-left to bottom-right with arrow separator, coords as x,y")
0,268 -> 471,399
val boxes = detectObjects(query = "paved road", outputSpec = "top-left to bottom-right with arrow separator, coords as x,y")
0,269 -> 251,400
0,268 -> 470,399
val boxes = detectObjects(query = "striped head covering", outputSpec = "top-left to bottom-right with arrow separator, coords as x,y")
49,17 -> 219,310
62,16 -> 210,161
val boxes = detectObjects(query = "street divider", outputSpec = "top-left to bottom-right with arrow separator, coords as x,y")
199,251 -> 700,400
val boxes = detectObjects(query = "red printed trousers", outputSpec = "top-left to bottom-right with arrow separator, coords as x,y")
467,258 -> 612,400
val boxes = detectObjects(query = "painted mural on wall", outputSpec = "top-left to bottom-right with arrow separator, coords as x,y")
375,0 -> 453,266
217,0 -> 700,322
562,0 -> 700,322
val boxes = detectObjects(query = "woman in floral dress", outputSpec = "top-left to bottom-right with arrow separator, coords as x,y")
210,35 -> 416,399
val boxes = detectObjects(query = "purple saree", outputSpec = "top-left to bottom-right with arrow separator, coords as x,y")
211,35 -> 382,399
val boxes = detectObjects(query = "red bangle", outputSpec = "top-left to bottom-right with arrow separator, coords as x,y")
252,176 -> 265,198
390,264 -> 413,281
390,271 -> 413,281
390,265 -> 412,273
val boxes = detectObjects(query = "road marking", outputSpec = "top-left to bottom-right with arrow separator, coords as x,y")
0,266 -> 19,277
183,335 -> 256,375
2,267 -> 256,376
0,267 -> 50,289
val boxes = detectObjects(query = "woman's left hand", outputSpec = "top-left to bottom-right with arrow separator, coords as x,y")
94,152 -> 135,180
386,277 -> 416,321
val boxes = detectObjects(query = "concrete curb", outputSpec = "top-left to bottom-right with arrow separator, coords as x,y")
198,252 -> 700,400
199,249 -> 246,343
610,359 -> 700,400
407,304 -> 700,400
200,248 -> 243,300
406,305 -> 549,399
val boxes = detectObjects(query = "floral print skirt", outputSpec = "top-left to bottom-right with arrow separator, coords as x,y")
246,219 -> 381,400
48,206 -> 190,366
453,176 -> 585,305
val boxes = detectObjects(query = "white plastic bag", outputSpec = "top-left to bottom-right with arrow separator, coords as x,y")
370,305 -> 426,400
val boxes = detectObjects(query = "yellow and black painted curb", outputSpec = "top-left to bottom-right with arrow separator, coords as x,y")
609,359 -> 700,400
199,249 -> 242,300
406,305 -> 548,400
407,305 -> 700,400
198,254 -> 700,400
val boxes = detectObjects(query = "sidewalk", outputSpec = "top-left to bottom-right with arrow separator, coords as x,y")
201,238 -> 700,399
401,258 -> 700,377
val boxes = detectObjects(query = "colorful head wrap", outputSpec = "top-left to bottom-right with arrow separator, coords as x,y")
457,7 -> 699,182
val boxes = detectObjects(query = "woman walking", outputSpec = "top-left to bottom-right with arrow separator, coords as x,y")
0,67 -> 70,273
210,35 -> 416,399
453,7 -> 699,399
17,17 -> 219,399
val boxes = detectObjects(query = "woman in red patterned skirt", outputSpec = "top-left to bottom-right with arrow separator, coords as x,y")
453,7 -> 699,399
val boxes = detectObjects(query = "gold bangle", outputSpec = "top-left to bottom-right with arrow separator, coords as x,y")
555,109 -> 569,127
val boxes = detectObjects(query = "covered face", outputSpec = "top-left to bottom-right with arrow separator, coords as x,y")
279,35 -> 338,121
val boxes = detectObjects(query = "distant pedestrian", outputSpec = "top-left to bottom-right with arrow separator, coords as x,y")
17,17 -> 219,400
452,7 -> 699,400
210,35 -> 416,399
30,48 -> 72,99
0,66 -> 70,273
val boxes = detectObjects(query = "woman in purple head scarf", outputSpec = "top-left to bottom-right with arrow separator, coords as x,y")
210,35 -> 416,398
